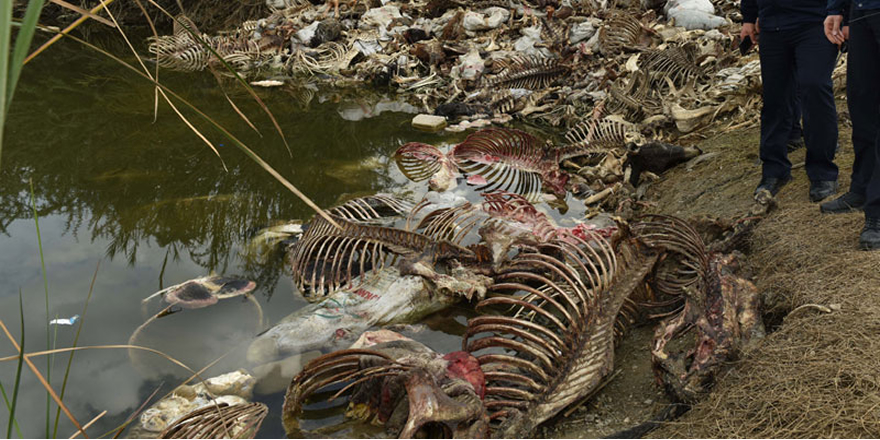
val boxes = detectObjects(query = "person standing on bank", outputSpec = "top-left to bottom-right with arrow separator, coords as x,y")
823,0 -> 880,250
740,0 -> 841,201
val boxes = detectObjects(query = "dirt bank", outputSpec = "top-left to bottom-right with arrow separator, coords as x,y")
648,122 -> 880,438
549,112 -> 880,438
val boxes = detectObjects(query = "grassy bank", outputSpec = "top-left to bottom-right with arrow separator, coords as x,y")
641,114 -> 880,437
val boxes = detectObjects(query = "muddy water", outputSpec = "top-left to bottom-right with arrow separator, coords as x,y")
0,37 -> 488,438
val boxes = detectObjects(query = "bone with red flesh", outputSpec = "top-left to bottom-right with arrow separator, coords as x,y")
443,351 -> 486,399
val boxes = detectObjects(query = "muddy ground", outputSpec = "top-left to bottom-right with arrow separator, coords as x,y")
546,107 -> 880,438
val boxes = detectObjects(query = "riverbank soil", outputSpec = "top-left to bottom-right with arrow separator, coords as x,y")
550,109 -> 880,437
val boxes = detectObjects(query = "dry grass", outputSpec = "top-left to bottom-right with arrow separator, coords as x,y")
643,121 -> 880,438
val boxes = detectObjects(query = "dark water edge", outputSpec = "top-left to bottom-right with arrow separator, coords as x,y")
0,33 -> 481,438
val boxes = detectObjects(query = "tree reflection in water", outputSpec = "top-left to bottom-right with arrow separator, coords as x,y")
0,37 -> 458,298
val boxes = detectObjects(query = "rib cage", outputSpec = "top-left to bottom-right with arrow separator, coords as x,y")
148,15 -> 272,73
484,56 -> 570,90
604,71 -> 662,121
451,128 -> 561,198
394,142 -> 449,183
394,128 -> 568,199
290,213 -> 473,298
405,191 -> 564,247
464,230 -> 660,435
598,14 -> 646,56
540,18 -> 569,50
282,349 -> 407,432
558,117 -> 646,160
640,44 -> 707,88
328,194 -> 414,224
148,33 -> 268,72
290,192 -> 477,299
158,403 -> 269,439
632,214 -> 709,299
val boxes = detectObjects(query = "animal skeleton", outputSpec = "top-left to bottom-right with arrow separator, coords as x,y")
483,56 -> 570,91
158,403 -> 268,439
395,127 -> 569,198
598,13 -> 653,56
289,196 -> 483,300
281,213 -> 729,437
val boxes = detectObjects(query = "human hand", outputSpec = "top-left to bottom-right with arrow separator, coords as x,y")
824,15 -> 845,45
741,22 -> 759,44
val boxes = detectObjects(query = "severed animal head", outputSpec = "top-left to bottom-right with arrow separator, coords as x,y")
282,331 -> 489,438
144,275 -> 257,310
625,140 -> 701,186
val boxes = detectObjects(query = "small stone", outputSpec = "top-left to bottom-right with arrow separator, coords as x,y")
412,114 -> 447,132
644,399 -> 653,405
624,417 -> 631,424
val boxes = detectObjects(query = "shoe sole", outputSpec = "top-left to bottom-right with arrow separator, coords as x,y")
810,193 -> 836,203
820,206 -> 864,214
859,241 -> 880,251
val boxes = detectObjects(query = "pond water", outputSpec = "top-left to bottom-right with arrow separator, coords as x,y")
0,35 -> 581,438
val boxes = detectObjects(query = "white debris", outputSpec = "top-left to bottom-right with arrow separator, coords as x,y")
412,114 -> 448,131
49,315 -> 80,326
295,21 -> 320,45
361,5 -> 402,30
250,79 -> 284,87
353,38 -> 383,56
451,50 -> 484,81
463,7 -> 510,32
665,0 -> 726,30
139,370 -> 256,433
570,20 -> 597,44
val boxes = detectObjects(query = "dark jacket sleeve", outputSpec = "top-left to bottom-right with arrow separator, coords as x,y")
827,0 -> 846,15
741,0 -> 759,23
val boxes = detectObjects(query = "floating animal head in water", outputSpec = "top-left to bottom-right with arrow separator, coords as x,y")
143,275 -> 257,310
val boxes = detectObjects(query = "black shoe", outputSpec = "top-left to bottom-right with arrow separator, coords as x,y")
819,191 -> 865,214
859,217 -> 880,251
754,176 -> 792,197
809,180 -> 838,202
786,138 -> 805,153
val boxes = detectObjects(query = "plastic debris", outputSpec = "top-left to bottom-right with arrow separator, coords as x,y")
49,315 -> 80,326
246,267 -> 456,365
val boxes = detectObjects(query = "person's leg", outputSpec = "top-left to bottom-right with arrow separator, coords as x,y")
858,11 -> 880,250
794,23 -> 839,184
847,11 -> 880,201
758,29 -> 796,185
788,91 -> 805,152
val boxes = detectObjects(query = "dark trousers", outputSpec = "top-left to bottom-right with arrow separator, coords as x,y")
847,9 -> 880,218
789,94 -> 803,142
759,23 -> 839,181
